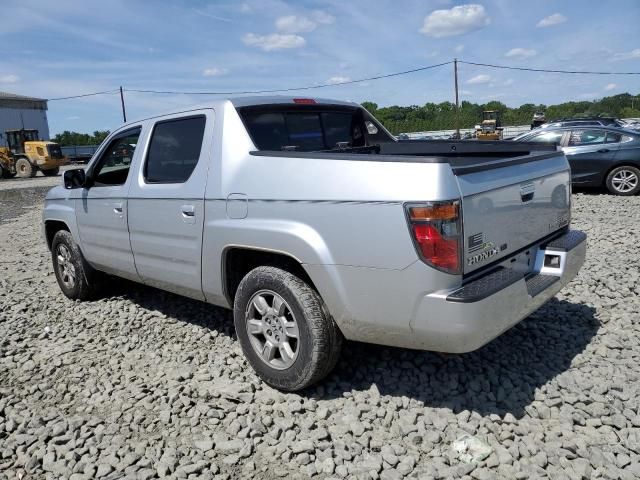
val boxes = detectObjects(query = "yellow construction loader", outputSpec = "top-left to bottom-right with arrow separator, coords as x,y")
475,110 -> 504,141
0,129 -> 68,178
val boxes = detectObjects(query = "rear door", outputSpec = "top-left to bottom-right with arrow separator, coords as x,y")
127,110 -> 213,300
562,129 -> 620,185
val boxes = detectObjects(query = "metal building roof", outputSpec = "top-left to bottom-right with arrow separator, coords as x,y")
0,91 -> 48,110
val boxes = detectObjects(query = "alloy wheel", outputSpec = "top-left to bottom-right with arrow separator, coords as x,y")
245,290 -> 300,370
612,169 -> 639,193
56,244 -> 76,289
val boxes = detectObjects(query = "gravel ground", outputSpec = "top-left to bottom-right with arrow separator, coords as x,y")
1,180 -> 639,480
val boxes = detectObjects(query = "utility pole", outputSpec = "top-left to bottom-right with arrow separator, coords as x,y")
454,58 -> 460,138
119,86 -> 127,123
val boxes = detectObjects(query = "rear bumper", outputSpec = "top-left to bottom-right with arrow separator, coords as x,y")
411,229 -> 586,353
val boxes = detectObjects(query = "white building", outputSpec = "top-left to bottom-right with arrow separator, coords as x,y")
0,91 -> 50,147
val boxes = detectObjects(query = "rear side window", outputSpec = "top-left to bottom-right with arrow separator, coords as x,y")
606,132 -> 622,143
568,129 -> 606,146
528,131 -> 564,144
144,116 -> 206,183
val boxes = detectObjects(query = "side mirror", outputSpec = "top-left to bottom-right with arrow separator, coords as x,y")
63,168 -> 86,189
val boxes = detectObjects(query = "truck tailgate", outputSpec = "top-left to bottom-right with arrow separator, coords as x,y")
454,152 -> 571,274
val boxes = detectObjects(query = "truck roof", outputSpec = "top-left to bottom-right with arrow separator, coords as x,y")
123,96 -> 361,128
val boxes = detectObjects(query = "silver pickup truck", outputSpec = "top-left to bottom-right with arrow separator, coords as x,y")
43,96 -> 586,391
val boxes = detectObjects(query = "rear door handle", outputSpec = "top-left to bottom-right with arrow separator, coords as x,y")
113,202 -> 124,215
597,149 -> 610,153
181,205 -> 196,224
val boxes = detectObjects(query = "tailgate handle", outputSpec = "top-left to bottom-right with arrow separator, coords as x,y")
520,183 -> 535,202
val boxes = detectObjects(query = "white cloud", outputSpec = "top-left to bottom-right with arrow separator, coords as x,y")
275,11 -> 334,34
466,74 -> 491,84
455,44 -> 465,53
0,74 -> 19,83
240,3 -> 251,13
311,10 -> 335,25
613,48 -> 640,61
502,78 -> 514,86
243,33 -> 306,51
505,48 -> 537,59
537,13 -> 567,28
604,83 -> 617,91
276,15 -> 317,33
326,76 -> 351,84
420,4 -> 490,38
202,67 -> 228,77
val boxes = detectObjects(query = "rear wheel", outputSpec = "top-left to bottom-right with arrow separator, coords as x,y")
42,167 -> 60,177
234,266 -> 343,391
606,165 -> 640,196
15,158 -> 36,178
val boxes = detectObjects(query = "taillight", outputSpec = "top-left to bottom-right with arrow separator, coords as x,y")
405,201 -> 462,275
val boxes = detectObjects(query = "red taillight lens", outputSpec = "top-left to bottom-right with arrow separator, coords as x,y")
293,98 -> 316,104
406,201 -> 461,275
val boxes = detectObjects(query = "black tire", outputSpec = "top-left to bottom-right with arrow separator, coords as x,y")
42,167 -> 60,177
234,266 -> 343,391
2,170 -> 16,179
15,157 -> 36,178
51,230 -> 95,300
605,165 -> 640,196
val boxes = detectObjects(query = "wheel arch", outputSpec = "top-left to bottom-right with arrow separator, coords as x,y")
221,246 -> 318,306
44,220 -> 71,250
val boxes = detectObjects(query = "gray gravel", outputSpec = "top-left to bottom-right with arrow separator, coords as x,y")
1,182 -> 639,480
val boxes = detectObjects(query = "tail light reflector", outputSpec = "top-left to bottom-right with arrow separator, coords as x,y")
406,201 -> 462,275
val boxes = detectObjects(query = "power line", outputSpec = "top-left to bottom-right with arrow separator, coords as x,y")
125,61 -> 453,95
459,60 -> 640,75
48,89 -> 120,101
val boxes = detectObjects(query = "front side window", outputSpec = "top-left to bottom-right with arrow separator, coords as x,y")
568,129 -> 607,146
528,130 -> 565,144
91,128 -> 141,187
144,116 -> 206,183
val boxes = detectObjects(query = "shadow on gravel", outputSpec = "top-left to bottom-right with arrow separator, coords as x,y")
97,281 -> 598,419
326,299 -> 599,418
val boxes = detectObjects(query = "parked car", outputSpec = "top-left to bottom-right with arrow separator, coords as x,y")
536,117 -> 627,130
43,97 -> 586,391
512,126 -> 640,195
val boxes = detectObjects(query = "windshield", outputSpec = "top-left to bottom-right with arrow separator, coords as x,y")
47,144 -> 64,159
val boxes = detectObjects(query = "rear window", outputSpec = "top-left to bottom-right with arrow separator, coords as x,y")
144,116 -> 206,183
240,107 -> 365,151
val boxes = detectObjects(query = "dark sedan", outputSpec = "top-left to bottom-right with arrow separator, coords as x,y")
513,126 -> 640,195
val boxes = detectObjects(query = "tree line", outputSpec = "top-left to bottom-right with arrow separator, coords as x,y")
362,92 -> 640,134
52,130 -> 110,146
50,93 -> 640,143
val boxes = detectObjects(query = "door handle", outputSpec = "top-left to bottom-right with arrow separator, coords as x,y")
181,205 -> 196,224
113,203 -> 123,215
597,149 -> 610,153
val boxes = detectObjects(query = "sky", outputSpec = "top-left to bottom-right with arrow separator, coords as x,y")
1,0 -> 639,135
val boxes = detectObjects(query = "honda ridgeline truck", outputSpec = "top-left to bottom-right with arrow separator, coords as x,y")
43,97 -> 586,391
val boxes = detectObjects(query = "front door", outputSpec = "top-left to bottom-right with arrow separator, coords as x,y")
127,111 -> 213,300
76,127 -> 142,280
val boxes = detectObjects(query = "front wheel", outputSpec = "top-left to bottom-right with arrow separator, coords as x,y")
51,230 -> 94,300
42,167 -> 60,177
234,266 -> 343,391
606,166 -> 640,196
